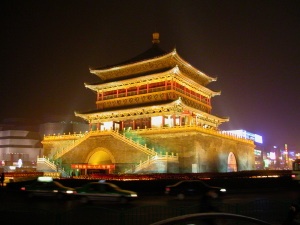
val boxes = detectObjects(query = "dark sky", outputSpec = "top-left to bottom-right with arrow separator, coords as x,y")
1,0 -> 299,150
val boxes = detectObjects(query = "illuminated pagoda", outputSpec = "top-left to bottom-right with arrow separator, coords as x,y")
42,33 -> 255,176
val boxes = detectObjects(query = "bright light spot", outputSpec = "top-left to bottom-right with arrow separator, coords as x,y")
102,121 -> 113,130
151,116 -> 163,128
17,159 -> 22,168
269,152 -> 276,160
37,176 -> 53,182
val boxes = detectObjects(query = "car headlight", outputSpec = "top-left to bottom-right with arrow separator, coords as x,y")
220,188 -> 226,192
130,193 -> 138,197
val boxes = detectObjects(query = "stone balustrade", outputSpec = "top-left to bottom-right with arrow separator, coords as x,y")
43,125 -> 253,145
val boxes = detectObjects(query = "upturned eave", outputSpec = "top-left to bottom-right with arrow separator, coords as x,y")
89,50 -> 216,86
75,98 -> 228,124
86,66 -> 219,97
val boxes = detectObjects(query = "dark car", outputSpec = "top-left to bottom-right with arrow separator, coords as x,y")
75,180 -> 138,204
20,176 -> 75,199
165,180 -> 226,199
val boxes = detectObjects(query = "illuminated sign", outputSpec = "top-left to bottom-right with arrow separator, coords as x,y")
71,164 -> 115,169
254,150 -> 261,156
254,134 -> 263,144
268,152 -> 276,160
224,130 -> 263,144
264,159 -> 271,167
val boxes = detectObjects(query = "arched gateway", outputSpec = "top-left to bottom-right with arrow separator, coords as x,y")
42,33 -> 255,175
227,152 -> 238,172
86,147 -> 116,165
70,148 -> 117,176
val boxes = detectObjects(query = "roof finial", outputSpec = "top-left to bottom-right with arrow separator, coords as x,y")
152,32 -> 160,44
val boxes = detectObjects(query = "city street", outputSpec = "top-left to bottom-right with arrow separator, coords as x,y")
0,183 -> 299,225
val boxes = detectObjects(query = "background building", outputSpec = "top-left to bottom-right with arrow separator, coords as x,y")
0,118 -> 41,172
0,117 -> 88,173
264,144 -> 299,170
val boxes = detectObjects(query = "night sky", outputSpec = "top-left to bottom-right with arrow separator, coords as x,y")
1,0 -> 299,150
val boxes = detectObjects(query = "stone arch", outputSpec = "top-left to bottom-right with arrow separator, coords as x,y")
85,147 -> 116,165
227,152 -> 238,172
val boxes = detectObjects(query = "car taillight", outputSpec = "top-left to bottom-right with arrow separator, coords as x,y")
20,187 -> 26,191
165,187 -> 170,192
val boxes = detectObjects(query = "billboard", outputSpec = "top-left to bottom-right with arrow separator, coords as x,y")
224,130 -> 263,144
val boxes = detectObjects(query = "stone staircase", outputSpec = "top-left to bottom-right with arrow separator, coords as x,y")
36,157 -> 68,177
51,129 -> 157,160
125,152 -> 179,173
44,129 -> 181,174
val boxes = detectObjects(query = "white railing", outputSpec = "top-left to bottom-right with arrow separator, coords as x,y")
125,152 -> 178,173
37,157 -> 57,171
37,156 -> 68,177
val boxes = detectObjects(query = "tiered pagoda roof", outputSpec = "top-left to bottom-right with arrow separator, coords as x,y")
76,33 -> 228,126
88,33 -> 217,86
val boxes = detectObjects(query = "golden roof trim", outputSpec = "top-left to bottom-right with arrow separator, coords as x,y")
75,98 -> 228,124
86,66 -> 220,97
89,50 -> 216,85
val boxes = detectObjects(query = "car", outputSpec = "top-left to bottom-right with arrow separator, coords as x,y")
165,180 -> 226,200
75,180 -> 138,204
20,176 -> 76,199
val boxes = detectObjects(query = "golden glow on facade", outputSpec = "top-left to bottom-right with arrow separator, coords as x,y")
40,33 -> 255,175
